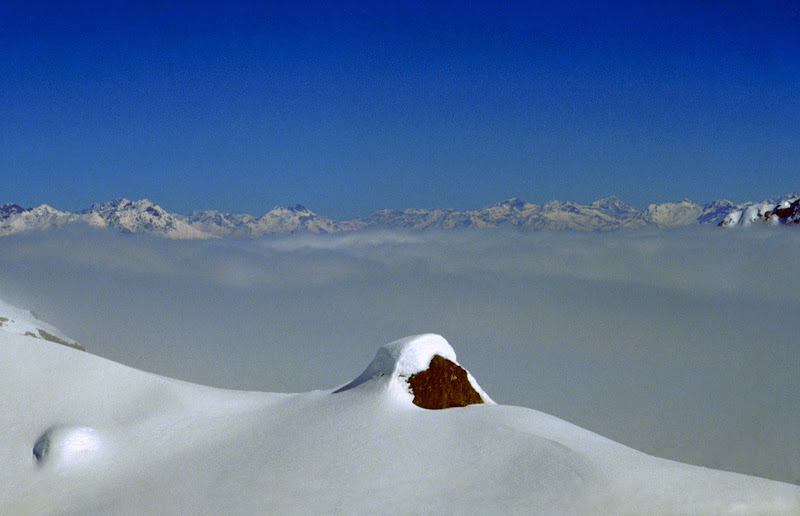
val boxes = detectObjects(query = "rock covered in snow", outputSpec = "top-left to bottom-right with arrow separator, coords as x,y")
334,334 -> 493,408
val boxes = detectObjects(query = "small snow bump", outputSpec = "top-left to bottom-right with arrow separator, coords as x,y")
33,426 -> 102,466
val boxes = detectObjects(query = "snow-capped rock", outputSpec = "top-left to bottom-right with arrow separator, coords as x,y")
334,334 -> 494,408
775,199 -> 800,224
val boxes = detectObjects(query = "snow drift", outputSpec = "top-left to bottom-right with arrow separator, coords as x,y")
1,326 -> 798,514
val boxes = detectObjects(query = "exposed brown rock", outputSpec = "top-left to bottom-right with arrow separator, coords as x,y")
406,355 -> 484,409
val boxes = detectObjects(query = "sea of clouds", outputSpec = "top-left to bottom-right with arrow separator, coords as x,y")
1,225 -> 798,484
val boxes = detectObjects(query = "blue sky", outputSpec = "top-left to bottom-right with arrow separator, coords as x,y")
2,1 -> 798,217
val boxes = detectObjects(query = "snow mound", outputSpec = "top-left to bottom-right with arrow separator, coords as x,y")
334,334 -> 494,407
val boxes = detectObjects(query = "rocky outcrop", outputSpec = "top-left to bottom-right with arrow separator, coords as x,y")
333,334 -> 494,409
407,354 -> 484,409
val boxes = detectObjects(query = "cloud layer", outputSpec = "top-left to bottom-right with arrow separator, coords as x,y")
1,226 -> 798,484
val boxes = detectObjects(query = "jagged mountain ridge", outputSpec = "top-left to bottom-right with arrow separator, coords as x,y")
1,193 -> 798,238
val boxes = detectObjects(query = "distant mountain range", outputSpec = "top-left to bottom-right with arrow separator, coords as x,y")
1,194 -> 798,238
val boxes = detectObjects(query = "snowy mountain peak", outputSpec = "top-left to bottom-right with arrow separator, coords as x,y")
497,197 -> 527,209
81,198 -> 150,215
334,334 -> 494,408
267,204 -> 310,215
591,196 -> 637,215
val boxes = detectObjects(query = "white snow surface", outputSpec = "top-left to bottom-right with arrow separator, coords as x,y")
2,332 -> 799,514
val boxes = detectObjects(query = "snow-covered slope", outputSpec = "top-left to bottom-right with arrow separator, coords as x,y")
1,331 -> 797,514
0,297 -> 83,351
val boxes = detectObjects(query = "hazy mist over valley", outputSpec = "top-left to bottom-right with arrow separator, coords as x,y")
2,226 -> 798,484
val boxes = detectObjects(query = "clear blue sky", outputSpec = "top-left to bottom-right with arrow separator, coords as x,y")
2,1 -> 798,217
